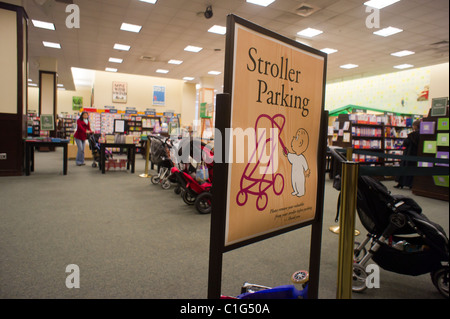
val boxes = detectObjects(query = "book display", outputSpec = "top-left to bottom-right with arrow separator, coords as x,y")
412,98 -> 449,201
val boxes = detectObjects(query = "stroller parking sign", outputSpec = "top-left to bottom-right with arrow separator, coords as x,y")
223,17 -> 327,247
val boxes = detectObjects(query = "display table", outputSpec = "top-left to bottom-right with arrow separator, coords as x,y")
24,140 -> 69,176
99,143 -> 136,174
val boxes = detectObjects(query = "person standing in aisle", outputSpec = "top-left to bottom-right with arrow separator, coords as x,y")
394,119 -> 421,189
74,112 -> 93,166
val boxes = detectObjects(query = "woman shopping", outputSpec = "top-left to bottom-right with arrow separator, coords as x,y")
74,112 -> 93,166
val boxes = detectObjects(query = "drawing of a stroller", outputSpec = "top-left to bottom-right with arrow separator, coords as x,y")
236,114 -> 288,211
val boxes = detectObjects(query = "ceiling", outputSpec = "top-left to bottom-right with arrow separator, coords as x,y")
23,0 -> 449,91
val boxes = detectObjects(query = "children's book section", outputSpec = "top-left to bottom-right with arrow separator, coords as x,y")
330,107 -> 421,166
27,108 -> 181,160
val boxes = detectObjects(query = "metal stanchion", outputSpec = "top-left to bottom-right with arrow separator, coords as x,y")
336,160 -> 359,299
329,147 -> 360,236
139,138 -> 151,178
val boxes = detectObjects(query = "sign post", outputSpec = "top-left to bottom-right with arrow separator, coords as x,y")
208,15 -> 327,299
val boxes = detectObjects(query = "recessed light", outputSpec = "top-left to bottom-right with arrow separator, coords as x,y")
320,48 -> 338,54
184,45 -> 203,53
105,68 -> 118,72
364,0 -> 400,9
390,50 -> 415,57
208,25 -> 227,35
373,26 -> 403,37
246,0 -> 276,7
156,69 -> 169,74
183,77 -> 195,81
340,64 -> 359,69
139,0 -> 157,3
114,43 -> 131,51
43,41 -> 61,49
120,23 -> 142,33
208,71 -> 221,75
168,60 -> 183,65
394,64 -> 413,69
109,57 -> 123,63
32,20 -> 55,30
297,28 -> 323,38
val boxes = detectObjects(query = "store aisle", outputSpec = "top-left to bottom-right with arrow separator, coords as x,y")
0,149 -> 448,299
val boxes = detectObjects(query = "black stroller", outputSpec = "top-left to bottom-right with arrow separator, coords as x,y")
330,147 -> 449,298
87,133 -> 112,168
149,135 -> 175,189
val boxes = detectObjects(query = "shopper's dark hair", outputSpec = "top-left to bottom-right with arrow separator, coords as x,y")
79,111 -> 89,121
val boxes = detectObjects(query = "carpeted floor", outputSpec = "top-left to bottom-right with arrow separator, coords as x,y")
0,149 -> 448,299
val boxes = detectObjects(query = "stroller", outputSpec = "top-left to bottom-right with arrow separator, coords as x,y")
330,147 -> 449,298
171,138 -> 214,214
87,133 -> 112,168
150,135 -> 175,189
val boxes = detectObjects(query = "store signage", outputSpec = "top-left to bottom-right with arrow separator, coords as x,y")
153,86 -> 166,106
112,81 -> 127,103
208,15 -> 327,299
431,97 -> 448,117
223,16 -> 327,247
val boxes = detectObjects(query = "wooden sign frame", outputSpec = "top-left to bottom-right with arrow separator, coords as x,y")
208,15 -> 328,299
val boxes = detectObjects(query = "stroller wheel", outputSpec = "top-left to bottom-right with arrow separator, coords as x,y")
174,185 -> 181,195
151,175 -> 160,184
182,190 -> 196,205
431,267 -> 449,298
195,192 -> 212,214
92,163 -> 97,168
161,180 -> 171,190
291,270 -> 309,284
352,264 -> 368,293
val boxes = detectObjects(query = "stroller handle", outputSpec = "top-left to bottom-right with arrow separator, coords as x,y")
328,146 -> 347,164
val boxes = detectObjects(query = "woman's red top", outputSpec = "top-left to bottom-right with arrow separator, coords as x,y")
74,118 -> 92,141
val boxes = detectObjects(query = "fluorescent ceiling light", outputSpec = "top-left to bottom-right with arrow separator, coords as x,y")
114,43 -> 131,51
109,57 -> 123,63
340,64 -> 359,69
394,64 -> 413,69
208,25 -> 227,35
28,79 -> 32,82
57,84 -> 64,87
156,69 -> 169,74
120,23 -> 142,33
168,59 -> 183,65
183,77 -> 195,81
139,0 -> 157,3
391,50 -> 415,57
105,68 -> 118,72
28,83 -> 37,87
208,71 -> 221,75
246,0 -> 276,7
43,41 -> 61,49
373,26 -> 403,37
364,0 -> 400,9
297,28 -> 323,38
58,87 -> 66,91
184,45 -> 203,53
320,48 -> 338,54
32,19 -> 55,30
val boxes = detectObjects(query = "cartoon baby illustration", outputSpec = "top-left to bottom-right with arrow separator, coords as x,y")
283,128 -> 310,197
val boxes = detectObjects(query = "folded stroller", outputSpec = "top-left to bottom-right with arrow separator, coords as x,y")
330,148 -> 449,298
